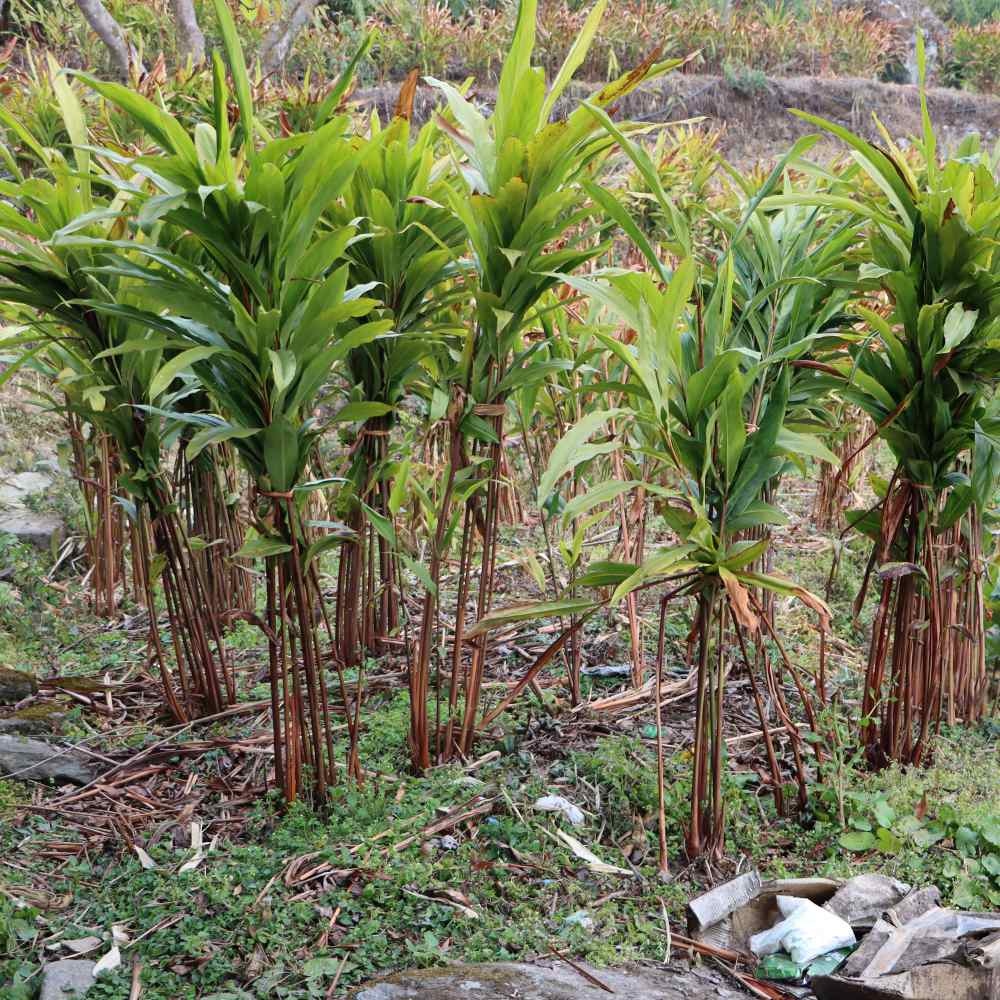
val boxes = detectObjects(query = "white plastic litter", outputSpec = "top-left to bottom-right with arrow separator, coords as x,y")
533,795 -> 585,826
749,895 -> 856,966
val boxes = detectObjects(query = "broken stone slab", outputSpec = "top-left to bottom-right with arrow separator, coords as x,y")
0,666 -> 37,704
967,928 -> 1000,969
39,959 -> 96,1000
0,735 -> 101,785
824,874 -> 911,930
352,960 -> 748,999
0,471 -> 53,508
0,707 -> 66,735
813,961 -> 1000,999
886,886 -> 942,926
814,903 -> 1000,1000
0,510 -> 63,550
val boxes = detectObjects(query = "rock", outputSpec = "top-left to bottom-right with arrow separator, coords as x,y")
0,705 -> 66,735
0,716 -> 52,735
353,961 -> 747,999
62,936 -> 103,956
0,667 -> 37,704
0,471 -> 53,506
824,874 -> 911,929
0,735 -> 100,785
0,510 -> 64,550
39,959 -> 96,1000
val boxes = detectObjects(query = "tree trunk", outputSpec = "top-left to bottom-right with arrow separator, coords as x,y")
260,0 -> 320,76
73,0 -> 141,79
171,0 -> 205,66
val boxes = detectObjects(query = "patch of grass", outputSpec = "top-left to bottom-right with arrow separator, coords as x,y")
3,746 -> 692,999
790,725 -> 1000,907
0,778 -> 25,816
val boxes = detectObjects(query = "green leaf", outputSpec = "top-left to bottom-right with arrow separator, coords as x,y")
495,0 -> 538,142
611,544 -> 697,603
576,560 -> 636,588
303,530 -> 355,572
185,423 -> 261,460
876,827 -> 903,854
388,461 -> 410,517
719,371 -> 746,482
560,480 -> 638,529
331,401 -> 393,423
775,428 -> 839,466
981,819 -> 1000,848
149,347 -> 220,400
538,408 -> 623,507
303,958 -> 342,979
314,30 -> 375,127
186,536 -> 225,553
269,349 -> 297,396
912,823 -> 947,848
940,303 -> 977,354
873,799 -> 896,829
74,72 -> 198,167
211,0 -> 254,152
540,0 -> 608,122
839,831 -> 876,852
465,598 -> 598,639
293,477 -> 348,495
234,535 -> 292,559
360,502 -> 397,548
402,554 -> 436,595
262,416 -> 301,492
956,826 -> 981,857
953,876 -> 983,910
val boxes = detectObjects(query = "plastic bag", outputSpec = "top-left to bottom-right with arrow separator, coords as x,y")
750,895 -> 856,966
533,795 -> 585,826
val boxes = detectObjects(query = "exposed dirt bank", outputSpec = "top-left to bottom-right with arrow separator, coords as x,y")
354,73 -> 1000,165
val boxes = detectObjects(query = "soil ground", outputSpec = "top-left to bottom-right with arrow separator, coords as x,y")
356,72 -> 1000,165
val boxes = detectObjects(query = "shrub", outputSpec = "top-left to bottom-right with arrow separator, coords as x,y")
931,0 -> 1000,25
944,22 -> 1000,91
363,0 -> 902,83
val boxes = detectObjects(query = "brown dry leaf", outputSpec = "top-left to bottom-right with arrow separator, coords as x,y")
721,570 -> 758,633
394,68 -> 420,121
792,585 -> 831,631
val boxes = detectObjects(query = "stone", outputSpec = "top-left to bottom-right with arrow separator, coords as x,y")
39,959 -> 96,1000
823,874 -> 911,929
61,936 -> 103,956
0,471 -> 53,506
0,704 -> 66,735
0,666 -> 37,704
352,961 -> 747,999
0,735 -> 100,785
0,510 -> 64,550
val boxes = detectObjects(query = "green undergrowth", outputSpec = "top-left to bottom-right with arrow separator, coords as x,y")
3,687 -> 996,998
1,469 -> 998,996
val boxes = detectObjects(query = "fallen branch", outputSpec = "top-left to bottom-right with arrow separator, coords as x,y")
393,798 -> 494,851
547,949 -> 615,994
